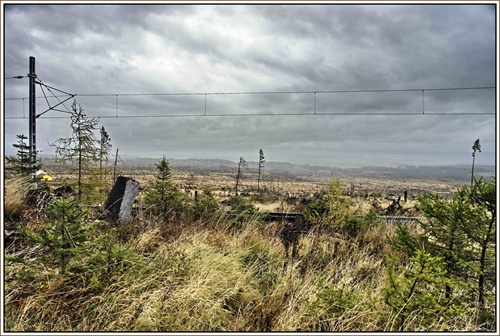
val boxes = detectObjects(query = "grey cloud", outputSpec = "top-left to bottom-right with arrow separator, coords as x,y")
3,4 -> 495,167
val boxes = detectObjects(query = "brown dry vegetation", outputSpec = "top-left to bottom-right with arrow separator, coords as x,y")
4,215 -> 479,331
34,162 -> 464,216
3,166 -> 491,332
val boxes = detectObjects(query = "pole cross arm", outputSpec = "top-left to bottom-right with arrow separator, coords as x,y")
36,94 -> 76,118
37,82 -> 75,96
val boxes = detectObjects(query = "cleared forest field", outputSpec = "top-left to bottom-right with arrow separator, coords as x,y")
4,160 -> 495,332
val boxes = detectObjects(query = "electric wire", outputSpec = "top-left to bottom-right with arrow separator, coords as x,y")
4,111 -> 494,120
4,85 -> 495,119
4,85 -> 496,100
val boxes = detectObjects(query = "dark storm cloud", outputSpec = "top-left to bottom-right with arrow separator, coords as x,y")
261,5 -> 497,89
3,3 -> 496,167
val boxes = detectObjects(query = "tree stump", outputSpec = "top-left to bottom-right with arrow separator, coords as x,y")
104,176 -> 140,225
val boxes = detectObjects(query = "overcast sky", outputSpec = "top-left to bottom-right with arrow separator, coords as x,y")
3,3 -> 497,167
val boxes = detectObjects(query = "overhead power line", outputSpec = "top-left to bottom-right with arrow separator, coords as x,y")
4,85 -> 495,100
4,85 -> 495,119
5,111 -> 494,120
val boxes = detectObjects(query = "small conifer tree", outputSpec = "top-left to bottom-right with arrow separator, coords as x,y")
192,188 -> 222,220
98,126 -> 112,185
144,155 -> 187,219
28,199 -> 93,274
387,178 -> 496,328
384,249 -> 466,331
417,192 -> 472,298
50,102 -> 100,201
6,134 -> 39,177
459,177 -> 495,316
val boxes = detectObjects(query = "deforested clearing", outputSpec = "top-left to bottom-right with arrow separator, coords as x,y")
3,168 -> 495,332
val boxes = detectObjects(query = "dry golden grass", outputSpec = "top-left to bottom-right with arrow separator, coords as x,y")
6,208 -> 484,332
3,167 -> 488,332
4,176 -> 31,222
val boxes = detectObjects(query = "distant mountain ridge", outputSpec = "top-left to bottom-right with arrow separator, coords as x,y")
36,154 -> 495,182
133,157 -> 495,182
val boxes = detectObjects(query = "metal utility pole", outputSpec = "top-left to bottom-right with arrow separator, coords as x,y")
28,56 -> 37,179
